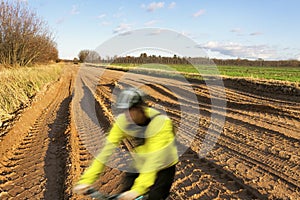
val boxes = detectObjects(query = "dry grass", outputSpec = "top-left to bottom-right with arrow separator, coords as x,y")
0,64 -> 62,123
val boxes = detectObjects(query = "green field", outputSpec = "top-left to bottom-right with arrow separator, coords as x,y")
111,63 -> 300,82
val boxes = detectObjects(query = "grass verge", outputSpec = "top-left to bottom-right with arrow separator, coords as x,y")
0,64 -> 63,125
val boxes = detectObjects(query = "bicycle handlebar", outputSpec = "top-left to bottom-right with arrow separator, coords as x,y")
85,188 -> 145,200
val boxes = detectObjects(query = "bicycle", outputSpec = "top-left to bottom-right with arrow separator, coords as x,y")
85,187 -> 146,200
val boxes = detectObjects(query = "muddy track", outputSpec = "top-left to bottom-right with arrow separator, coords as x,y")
72,66 -> 299,199
0,64 -> 299,199
0,65 -> 76,199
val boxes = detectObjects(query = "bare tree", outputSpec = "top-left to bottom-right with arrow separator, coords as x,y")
0,0 -> 58,67
78,50 -> 90,63
78,50 -> 101,63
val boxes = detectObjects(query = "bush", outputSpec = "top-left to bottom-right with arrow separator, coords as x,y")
0,0 -> 58,67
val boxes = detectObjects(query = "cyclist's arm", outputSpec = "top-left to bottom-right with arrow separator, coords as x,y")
77,121 -> 125,185
130,117 -> 178,195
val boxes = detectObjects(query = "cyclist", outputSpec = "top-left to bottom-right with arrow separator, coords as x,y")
74,88 -> 178,200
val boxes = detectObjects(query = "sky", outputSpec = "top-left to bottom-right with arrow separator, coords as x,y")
21,0 -> 300,61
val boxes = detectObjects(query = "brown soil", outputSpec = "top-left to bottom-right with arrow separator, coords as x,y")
0,64 -> 299,199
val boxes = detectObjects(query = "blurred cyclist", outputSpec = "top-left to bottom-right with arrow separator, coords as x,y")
74,88 -> 178,200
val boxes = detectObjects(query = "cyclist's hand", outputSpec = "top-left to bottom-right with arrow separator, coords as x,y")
118,190 -> 140,200
73,183 -> 92,195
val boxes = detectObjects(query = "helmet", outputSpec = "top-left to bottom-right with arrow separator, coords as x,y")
115,88 -> 145,109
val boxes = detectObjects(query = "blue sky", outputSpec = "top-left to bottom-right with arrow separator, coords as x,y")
23,0 -> 300,60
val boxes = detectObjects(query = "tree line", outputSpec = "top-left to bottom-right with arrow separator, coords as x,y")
78,50 -> 300,67
0,0 -> 58,67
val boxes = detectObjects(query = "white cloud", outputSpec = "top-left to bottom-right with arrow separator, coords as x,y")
169,2 -> 176,9
177,31 -> 192,37
250,32 -> 263,36
145,2 -> 165,12
200,41 -> 279,60
97,14 -> 110,26
56,17 -> 65,25
144,20 -> 159,26
193,9 -> 205,17
71,5 -> 80,15
113,11 -> 124,18
230,28 -> 242,33
146,29 -> 163,36
101,21 -> 111,26
113,23 -> 132,34
97,14 -> 106,19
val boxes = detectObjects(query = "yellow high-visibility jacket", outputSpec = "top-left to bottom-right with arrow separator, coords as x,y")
78,107 -> 178,195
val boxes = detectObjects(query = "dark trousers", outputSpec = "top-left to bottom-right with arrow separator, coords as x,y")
121,165 -> 176,200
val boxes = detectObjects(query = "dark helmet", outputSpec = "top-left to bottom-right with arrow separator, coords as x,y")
115,88 -> 145,109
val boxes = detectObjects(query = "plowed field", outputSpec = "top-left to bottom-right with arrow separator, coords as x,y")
0,64 -> 299,200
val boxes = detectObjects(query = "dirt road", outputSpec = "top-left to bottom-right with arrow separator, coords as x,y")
0,64 -> 299,199
0,64 -> 76,199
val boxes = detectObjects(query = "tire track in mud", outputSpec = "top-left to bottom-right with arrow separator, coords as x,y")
194,84 -> 300,199
93,84 -> 264,199
171,147 -> 266,200
71,66 -> 258,199
70,66 -> 128,199
7,64 -> 295,199
0,65 -> 76,199
185,84 -> 299,198
138,85 -> 268,199
1,64 -> 298,199
72,66 -> 300,199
